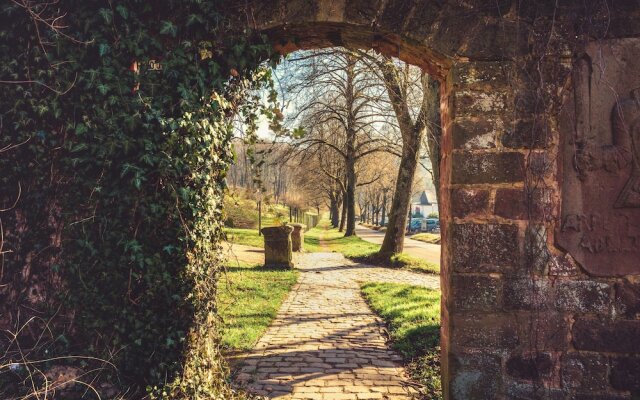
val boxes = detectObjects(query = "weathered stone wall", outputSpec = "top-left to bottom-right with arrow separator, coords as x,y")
243,1 -> 640,398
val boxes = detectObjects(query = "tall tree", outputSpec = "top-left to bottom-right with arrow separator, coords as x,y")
359,55 -> 439,255
282,49 -> 398,236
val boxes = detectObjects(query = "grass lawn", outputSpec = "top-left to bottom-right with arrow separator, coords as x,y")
361,282 -> 442,398
306,220 -> 440,274
411,232 -> 441,245
218,261 -> 298,351
224,227 -> 264,248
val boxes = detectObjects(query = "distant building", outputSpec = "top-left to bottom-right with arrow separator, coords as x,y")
411,190 -> 438,217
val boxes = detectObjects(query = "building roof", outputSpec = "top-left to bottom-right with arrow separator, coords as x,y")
415,190 -> 431,205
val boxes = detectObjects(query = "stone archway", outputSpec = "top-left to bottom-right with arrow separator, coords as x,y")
237,1 -> 640,399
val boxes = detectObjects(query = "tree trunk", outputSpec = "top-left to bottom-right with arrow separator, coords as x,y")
330,195 -> 340,228
381,191 -> 388,226
339,193 -> 347,232
380,133 -> 422,255
425,79 -> 442,203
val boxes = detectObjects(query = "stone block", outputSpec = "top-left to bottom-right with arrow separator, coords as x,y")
452,314 -> 519,349
502,118 -> 551,149
451,188 -> 490,218
378,0 -> 413,30
451,223 -> 519,273
460,20 -> 529,59
506,352 -> 554,380
284,0 -> 318,22
516,313 -> 569,351
523,224 -> 550,275
261,225 -> 294,268
573,319 -> 640,353
614,280 -> 640,318
610,357 -> 640,392
451,152 -> 525,184
495,188 -> 528,220
450,351 -> 502,374
452,118 -> 497,149
451,370 -> 501,400
402,1 -> 446,41
452,61 -> 511,88
554,281 -> 611,314
449,351 -> 503,399
548,253 -> 580,277
561,352 -> 608,391
344,0 -> 382,25
289,223 -> 305,252
503,278 -> 551,310
504,380 -> 565,400
454,90 -> 508,115
495,188 -> 553,221
527,151 -> 554,179
452,274 -> 501,311
573,394 -> 631,400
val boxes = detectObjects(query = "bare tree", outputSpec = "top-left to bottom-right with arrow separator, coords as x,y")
355,54 -> 440,255
281,49 -> 399,236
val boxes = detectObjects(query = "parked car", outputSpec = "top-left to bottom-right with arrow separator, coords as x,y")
422,218 -> 440,233
408,218 -> 422,232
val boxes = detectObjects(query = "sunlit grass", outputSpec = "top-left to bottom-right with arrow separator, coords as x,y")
411,232 -> 441,244
361,282 -> 442,398
306,220 -> 440,274
224,227 -> 264,248
218,261 -> 298,351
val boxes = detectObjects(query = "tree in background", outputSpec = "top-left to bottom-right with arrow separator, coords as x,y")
281,49 -> 400,236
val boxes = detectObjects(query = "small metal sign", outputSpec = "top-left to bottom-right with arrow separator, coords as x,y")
149,60 -> 162,71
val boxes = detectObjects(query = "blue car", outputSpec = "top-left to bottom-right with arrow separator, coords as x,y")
425,218 -> 440,233
408,218 -> 422,232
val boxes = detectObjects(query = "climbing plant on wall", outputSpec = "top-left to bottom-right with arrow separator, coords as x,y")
0,1 -> 279,398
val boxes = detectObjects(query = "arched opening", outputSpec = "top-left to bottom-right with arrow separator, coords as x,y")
224,41 -> 446,397
5,2 -> 637,399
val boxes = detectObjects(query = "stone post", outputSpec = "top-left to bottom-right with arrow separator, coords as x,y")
290,223 -> 306,252
261,225 -> 294,268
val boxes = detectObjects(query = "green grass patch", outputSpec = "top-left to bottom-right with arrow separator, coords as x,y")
361,282 -> 442,398
224,227 -> 264,248
303,224 -> 325,252
218,261 -> 298,351
411,233 -> 441,245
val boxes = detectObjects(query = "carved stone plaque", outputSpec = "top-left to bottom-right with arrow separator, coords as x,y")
557,39 -> 640,276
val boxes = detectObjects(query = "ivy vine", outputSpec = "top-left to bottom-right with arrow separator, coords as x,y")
0,1 -> 279,398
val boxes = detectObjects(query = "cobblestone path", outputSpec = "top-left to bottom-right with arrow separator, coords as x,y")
235,252 -> 440,399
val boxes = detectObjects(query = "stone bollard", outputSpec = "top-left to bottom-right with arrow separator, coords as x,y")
290,223 -> 306,252
261,225 -> 294,268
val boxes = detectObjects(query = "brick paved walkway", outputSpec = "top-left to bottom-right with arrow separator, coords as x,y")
235,252 -> 440,399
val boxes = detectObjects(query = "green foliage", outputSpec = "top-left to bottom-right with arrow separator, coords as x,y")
218,261 -> 298,351
0,1 -> 279,398
427,212 -> 439,218
224,193 -> 260,229
224,228 -> 264,248
361,283 -> 442,398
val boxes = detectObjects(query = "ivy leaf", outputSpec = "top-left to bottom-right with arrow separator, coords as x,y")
98,43 -> 110,57
116,5 -> 128,20
75,123 -> 88,135
98,8 -> 112,23
159,21 -> 177,37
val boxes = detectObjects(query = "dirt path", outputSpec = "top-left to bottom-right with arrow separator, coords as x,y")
234,252 -> 439,399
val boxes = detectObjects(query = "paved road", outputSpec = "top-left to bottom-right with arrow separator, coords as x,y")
355,224 -> 441,266
235,252 -> 438,399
